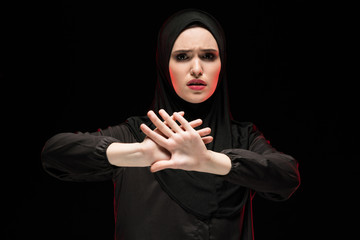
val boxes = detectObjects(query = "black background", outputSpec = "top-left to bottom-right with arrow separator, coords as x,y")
3,1 -> 356,239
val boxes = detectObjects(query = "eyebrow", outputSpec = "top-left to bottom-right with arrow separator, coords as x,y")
172,48 -> 218,53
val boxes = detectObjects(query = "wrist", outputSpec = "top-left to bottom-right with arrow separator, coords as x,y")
205,150 -> 232,175
138,141 -> 153,165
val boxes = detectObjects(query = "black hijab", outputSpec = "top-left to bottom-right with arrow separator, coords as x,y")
127,9 -> 248,219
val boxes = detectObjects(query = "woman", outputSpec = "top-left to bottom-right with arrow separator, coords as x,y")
42,9 -> 300,240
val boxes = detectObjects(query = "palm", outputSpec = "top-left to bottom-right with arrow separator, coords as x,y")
164,130 -> 208,171
142,136 -> 170,163
140,110 -> 213,172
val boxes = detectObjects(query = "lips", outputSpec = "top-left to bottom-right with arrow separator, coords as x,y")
186,79 -> 207,91
187,79 -> 207,86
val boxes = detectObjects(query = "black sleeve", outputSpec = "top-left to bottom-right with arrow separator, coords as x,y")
222,125 -> 300,201
41,124 -> 136,182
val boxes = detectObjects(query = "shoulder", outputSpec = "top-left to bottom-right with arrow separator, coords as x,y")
98,116 -> 150,143
230,120 -> 261,136
126,116 -> 150,128
125,116 -> 151,142
230,120 -> 264,148
95,122 -> 135,143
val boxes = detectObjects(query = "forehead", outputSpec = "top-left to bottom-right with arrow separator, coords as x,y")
172,27 -> 219,51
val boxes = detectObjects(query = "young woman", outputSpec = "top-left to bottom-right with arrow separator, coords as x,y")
42,9 -> 300,240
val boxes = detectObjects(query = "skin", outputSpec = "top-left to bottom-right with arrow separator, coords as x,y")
169,27 -> 221,104
140,110 -> 231,175
107,112 -> 211,167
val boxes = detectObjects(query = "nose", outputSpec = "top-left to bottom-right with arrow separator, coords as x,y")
190,58 -> 203,78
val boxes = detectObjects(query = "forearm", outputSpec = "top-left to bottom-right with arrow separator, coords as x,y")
202,150 -> 232,175
222,149 -> 300,200
106,142 -> 149,167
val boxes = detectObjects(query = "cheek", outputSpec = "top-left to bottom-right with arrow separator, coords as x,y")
169,62 -> 186,91
169,66 -> 178,91
207,61 -> 221,91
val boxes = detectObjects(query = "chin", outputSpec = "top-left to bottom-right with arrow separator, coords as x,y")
183,94 -> 210,104
187,99 -> 204,104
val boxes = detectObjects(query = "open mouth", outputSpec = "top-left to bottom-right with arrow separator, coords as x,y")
186,79 -> 207,90
186,79 -> 207,86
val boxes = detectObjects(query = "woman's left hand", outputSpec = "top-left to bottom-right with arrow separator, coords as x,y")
140,109 -> 231,175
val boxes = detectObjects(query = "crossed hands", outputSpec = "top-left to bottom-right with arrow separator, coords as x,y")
140,109 -> 231,175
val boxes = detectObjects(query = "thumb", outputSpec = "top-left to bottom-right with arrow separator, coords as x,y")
150,160 -> 176,173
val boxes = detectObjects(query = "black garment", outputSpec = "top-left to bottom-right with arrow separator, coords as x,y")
42,120 -> 299,240
41,9 -> 300,240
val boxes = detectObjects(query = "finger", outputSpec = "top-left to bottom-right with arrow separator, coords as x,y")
140,123 -> 168,148
201,136 -> 213,145
188,119 -> 203,129
147,110 -> 174,137
150,160 -> 177,172
153,128 -> 167,138
159,109 -> 183,133
173,112 -> 193,132
163,111 -> 184,128
197,127 -> 211,137
177,111 -> 185,117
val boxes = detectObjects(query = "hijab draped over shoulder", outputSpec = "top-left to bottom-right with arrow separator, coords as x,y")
127,9 -> 248,220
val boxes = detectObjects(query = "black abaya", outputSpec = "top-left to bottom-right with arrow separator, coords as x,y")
41,9 -> 300,240
42,120 -> 299,239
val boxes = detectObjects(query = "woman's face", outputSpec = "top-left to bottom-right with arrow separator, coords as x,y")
169,27 -> 221,104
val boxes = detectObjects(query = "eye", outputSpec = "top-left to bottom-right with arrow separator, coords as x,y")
176,53 -> 189,61
201,53 -> 215,60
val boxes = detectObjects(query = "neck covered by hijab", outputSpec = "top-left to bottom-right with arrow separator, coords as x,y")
126,9 -> 248,219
